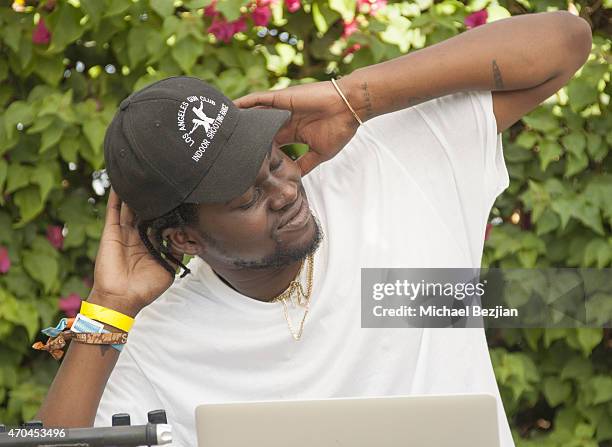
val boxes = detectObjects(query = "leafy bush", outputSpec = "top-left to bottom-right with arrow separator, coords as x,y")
0,0 -> 610,444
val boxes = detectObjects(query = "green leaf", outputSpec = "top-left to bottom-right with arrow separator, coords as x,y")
216,0 -> 248,21
48,3 -> 86,53
543,376 -> 572,407
0,159 -> 7,194
329,0 -> 356,20
16,302 -> 39,340
40,122 -> 64,153
586,133 -> 607,162
561,132 -> 586,156
576,328 -> 603,356
543,328 -> 568,348
32,55 -> 65,86
1,22 -> 22,54
564,150 -> 589,178
522,107 -> 558,132
82,117 -> 107,155
30,164 -> 56,203
22,250 -> 59,293
560,356 -> 592,380
538,141 -> 563,171
575,201 -> 604,235
59,135 -> 80,163
185,0 -> 211,8
515,130 -> 538,149
5,164 -> 30,194
26,115 -> 54,134
567,78 -> 598,112
312,2 -> 336,34
172,37 -> 203,73
551,197 -> 577,229
151,0 -> 175,17
80,0 -> 107,28
4,101 -> 34,138
535,208 -> 559,236
582,239 -> 611,268
13,185 -> 44,225
589,376 -> 612,405
127,27 -> 151,68
105,0 -> 132,16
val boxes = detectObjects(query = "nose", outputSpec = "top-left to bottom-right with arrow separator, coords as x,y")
267,178 -> 299,211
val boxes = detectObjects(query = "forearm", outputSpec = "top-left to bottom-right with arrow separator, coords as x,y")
36,340 -> 120,427
36,293 -> 140,428
340,11 -> 591,121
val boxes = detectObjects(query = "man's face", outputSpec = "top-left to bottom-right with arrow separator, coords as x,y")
189,143 -> 322,269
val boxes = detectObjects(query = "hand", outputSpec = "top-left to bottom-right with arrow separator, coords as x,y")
88,188 -> 183,317
234,78 -> 360,176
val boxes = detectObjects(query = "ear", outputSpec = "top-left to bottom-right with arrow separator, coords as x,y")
161,227 -> 204,257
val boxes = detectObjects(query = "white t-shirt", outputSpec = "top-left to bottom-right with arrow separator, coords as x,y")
95,90 -> 513,446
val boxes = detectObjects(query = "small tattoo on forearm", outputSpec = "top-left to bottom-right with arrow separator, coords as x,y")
492,60 -> 504,90
360,82 -> 374,119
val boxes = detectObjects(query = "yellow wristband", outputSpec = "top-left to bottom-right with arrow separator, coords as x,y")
80,301 -> 135,333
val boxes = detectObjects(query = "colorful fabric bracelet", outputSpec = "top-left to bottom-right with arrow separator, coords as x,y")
33,314 -> 126,359
80,301 -> 134,333
71,313 -> 124,352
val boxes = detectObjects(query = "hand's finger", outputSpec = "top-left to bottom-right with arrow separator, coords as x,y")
273,121 -> 298,147
105,188 -> 121,227
120,200 -> 136,227
234,91 -> 276,109
297,151 -> 325,177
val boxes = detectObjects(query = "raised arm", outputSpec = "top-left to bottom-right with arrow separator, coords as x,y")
36,189 -> 181,427
234,11 -> 592,174
339,11 -> 592,132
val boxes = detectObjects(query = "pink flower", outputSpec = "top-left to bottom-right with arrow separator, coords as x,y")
357,0 -> 386,15
46,225 -> 64,250
204,0 -> 218,17
285,0 -> 300,13
0,246 -> 10,274
343,43 -> 362,56
341,18 -> 358,38
252,5 -> 272,26
464,9 -> 488,29
484,223 -> 493,241
32,18 -> 51,45
209,17 -> 247,43
59,293 -> 82,318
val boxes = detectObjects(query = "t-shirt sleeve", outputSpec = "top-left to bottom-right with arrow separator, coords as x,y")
361,90 -> 510,211
94,348 -> 165,427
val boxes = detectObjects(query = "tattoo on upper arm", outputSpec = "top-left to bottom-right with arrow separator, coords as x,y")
492,60 -> 504,90
360,81 -> 374,120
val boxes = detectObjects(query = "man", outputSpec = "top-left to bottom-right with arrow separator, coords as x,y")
37,11 -> 591,447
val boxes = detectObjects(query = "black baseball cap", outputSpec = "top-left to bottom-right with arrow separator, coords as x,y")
103,76 -> 291,221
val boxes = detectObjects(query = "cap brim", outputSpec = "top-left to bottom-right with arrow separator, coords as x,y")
182,107 -> 291,205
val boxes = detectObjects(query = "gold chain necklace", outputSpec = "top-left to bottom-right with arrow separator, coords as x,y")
271,253 -> 314,341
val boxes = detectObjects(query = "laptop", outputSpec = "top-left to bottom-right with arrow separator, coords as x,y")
195,393 -> 500,447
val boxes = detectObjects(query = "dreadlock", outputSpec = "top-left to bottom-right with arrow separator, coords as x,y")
136,203 -> 200,278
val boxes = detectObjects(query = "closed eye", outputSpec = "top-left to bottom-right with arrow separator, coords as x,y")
271,158 -> 283,171
239,187 -> 262,210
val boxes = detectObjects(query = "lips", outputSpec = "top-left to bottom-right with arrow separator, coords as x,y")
278,196 -> 309,231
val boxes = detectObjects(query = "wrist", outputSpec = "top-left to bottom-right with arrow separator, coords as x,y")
87,291 -> 142,319
336,70 -> 376,123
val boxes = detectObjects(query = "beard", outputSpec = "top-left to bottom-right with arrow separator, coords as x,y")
230,211 -> 324,269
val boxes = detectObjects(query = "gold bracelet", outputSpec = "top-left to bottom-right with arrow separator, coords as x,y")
330,78 -> 363,126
